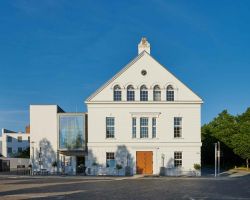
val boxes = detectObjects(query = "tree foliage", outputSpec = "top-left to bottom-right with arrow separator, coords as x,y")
202,108 -> 250,168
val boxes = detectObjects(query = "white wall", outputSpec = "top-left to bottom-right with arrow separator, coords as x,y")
86,103 -> 201,175
30,105 -> 58,172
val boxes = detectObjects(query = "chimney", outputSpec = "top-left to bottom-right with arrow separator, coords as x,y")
138,37 -> 150,54
25,125 -> 30,134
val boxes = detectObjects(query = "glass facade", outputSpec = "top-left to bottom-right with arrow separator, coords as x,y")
59,115 -> 85,150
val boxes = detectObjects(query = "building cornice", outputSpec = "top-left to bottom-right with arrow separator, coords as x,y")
85,100 -> 203,105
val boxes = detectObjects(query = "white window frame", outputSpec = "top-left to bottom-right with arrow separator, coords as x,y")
106,117 -> 115,138
132,117 -> 136,138
174,151 -> 182,167
166,85 -> 174,101
127,85 -> 135,101
152,117 -> 156,138
140,117 -> 148,138
140,85 -> 148,101
106,152 -> 115,168
113,85 -> 122,101
174,117 -> 182,138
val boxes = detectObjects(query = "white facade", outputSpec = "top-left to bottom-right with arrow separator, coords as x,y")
85,38 -> 203,176
0,129 -> 30,158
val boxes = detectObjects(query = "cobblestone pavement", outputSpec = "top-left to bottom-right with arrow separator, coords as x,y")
0,174 -> 249,200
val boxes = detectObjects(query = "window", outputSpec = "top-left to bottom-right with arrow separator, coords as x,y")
127,85 -> 135,101
140,117 -> 148,138
152,118 -> 156,138
106,117 -> 115,138
7,136 -> 12,143
174,117 -> 182,138
174,151 -> 182,167
18,136 -> 22,142
59,115 -> 85,150
7,147 -> 12,154
166,85 -> 174,101
113,85 -> 122,101
106,152 -> 115,168
18,147 -> 22,153
132,117 -> 136,138
140,85 -> 148,101
153,85 -> 161,101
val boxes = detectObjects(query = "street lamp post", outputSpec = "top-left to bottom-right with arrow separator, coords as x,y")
214,143 -> 217,177
218,141 -> 220,176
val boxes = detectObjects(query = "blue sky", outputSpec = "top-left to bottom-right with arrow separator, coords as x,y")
0,0 -> 250,132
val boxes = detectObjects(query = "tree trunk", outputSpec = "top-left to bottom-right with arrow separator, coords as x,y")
247,158 -> 249,170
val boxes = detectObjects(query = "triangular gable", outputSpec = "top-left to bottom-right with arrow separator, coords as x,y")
86,51 -> 202,102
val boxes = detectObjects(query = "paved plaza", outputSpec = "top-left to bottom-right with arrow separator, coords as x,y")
0,173 -> 249,200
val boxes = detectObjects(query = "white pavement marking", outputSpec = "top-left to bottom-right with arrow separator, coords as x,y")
1,190 -> 86,200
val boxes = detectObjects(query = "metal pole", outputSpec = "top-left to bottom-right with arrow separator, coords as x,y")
218,141 -> 220,176
214,143 -> 217,177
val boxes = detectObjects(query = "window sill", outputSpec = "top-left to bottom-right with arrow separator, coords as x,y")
105,138 -> 116,140
173,137 -> 184,139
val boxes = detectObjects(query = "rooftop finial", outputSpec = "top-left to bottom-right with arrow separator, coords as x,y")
138,37 -> 150,54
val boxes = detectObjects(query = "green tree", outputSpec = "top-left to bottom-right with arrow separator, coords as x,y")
201,110 -> 243,168
232,108 -> 250,169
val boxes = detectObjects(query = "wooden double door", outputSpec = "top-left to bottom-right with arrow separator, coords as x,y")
136,151 -> 153,174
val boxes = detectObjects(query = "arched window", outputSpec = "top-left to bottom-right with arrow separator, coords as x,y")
166,85 -> 174,101
153,85 -> 161,101
113,85 -> 121,101
127,85 -> 135,101
140,85 -> 148,101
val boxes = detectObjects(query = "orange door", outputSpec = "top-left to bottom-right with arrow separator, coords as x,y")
136,151 -> 153,174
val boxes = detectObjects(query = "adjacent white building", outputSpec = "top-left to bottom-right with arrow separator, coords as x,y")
30,105 -> 86,175
85,38 -> 203,175
0,128 -> 30,158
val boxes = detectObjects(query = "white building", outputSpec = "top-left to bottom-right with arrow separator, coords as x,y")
30,105 -> 86,175
29,38 -> 202,176
85,38 -> 203,176
0,128 -> 30,158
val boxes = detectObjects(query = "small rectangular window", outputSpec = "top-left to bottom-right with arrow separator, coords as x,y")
7,147 -> 12,154
106,117 -> 115,138
152,118 -> 156,138
18,136 -> 22,142
106,152 -> 115,168
132,118 -> 136,138
140,117 -> 148,138
174,151 -> 182,167
174,117 -> 182,138
7,136 -> 12,143
18,147 -> 22,153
